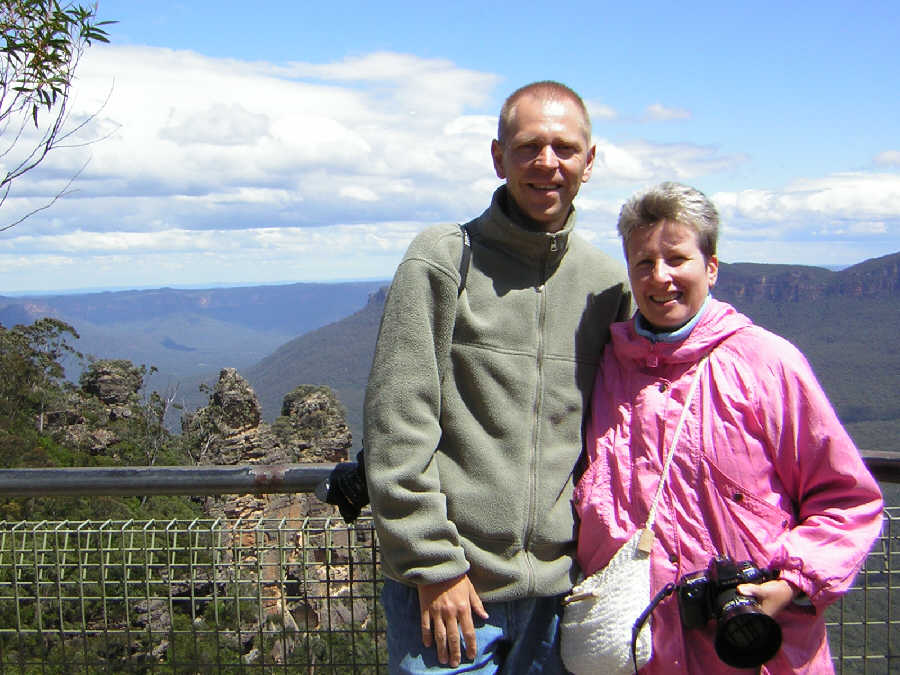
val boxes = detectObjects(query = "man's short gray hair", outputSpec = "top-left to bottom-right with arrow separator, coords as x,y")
617,181 -> 719,260
497,81 -> 591,145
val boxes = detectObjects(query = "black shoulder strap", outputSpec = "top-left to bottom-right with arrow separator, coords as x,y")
457,223 -> 472,297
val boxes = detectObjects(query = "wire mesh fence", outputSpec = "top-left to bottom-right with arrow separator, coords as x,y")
826,504 -> 900,674
0,516 -> 385,673
0,510 -> 896,673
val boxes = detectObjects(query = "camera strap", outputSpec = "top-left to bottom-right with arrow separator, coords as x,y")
632,582 -> 676,673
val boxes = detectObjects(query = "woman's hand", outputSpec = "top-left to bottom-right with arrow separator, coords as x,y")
736,579 -> 797,618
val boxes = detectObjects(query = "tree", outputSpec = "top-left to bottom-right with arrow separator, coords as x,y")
0,317 -> 81,429
0,0 -> 113,230
135,365 -> 181,468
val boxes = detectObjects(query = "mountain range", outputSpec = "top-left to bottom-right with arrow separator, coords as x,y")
243,251 -> 900,454
0,281 -> 383,406
1,252 -> 897,454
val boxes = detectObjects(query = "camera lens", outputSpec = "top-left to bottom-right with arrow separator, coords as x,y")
714,597 -> 782,668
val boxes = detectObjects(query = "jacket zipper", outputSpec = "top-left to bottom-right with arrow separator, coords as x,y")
523,239 -> 554,593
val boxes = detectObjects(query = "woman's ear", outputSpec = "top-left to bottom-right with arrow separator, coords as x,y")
707,255 -> 719,287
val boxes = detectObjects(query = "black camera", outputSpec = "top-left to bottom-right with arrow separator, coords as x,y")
315,449 -> 370,523
677,556 -> 782,668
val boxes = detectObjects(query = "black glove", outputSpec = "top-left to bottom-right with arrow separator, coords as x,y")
315,449 -> 370,523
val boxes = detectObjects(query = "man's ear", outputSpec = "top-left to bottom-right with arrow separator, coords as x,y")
581,144 -> 596,183
491,139 -> 506,179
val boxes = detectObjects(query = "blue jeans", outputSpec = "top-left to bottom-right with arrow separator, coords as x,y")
380,578 -> 569,674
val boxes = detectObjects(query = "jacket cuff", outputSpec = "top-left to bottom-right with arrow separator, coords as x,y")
402,557 -> 471,588
771,557 -> 819,608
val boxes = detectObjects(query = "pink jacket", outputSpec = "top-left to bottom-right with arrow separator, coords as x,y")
575,299 -> 883,674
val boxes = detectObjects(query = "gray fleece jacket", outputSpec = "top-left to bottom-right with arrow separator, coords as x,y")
364,186 -> 632,601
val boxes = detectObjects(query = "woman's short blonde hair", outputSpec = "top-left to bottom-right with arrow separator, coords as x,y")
617,182 -> 719,260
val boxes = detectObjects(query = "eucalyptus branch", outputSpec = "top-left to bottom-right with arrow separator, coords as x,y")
0,0 -> 114,230
0,158 -> 85,232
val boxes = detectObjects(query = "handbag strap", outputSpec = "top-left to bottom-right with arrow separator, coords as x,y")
638,353 -> 710,553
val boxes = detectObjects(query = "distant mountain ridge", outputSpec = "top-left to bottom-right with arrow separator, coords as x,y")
244,288 -> 387,447
243,253 -> 900,454
0,282 -> 386,335
715,251 -> 899,302
0,281 -> 385,412
2,254 -> 896,455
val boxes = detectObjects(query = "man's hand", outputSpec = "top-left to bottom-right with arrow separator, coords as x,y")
417,574 -> 489,667
736,579 -> 797,618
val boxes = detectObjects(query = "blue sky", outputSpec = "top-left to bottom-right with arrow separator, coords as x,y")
1,0 -> 898,293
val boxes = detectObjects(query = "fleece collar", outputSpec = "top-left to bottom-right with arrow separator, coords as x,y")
470,185 -> 574,268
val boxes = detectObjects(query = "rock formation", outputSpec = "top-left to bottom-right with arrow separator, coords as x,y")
181,368 -> 362,665
273,385 -> 352,463
46,359 -> 145,454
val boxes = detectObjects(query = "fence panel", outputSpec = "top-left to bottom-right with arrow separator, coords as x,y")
0,510 -> 896,673
0,516 -> 386,673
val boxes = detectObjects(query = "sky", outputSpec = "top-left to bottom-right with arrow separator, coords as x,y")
1,0 -> 898,294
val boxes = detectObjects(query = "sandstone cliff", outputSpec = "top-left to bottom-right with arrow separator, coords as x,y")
181,368 -> 362,664
45,359 -> 145,455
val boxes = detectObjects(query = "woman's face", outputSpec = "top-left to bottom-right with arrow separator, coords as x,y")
625,220 -> 718,330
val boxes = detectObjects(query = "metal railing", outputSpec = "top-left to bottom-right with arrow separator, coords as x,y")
0,454 -> 896,673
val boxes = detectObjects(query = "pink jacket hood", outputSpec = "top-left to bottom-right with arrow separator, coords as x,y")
611,298 -> 752,368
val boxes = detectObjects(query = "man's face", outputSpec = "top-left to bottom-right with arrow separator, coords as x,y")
491,95 -> 595,232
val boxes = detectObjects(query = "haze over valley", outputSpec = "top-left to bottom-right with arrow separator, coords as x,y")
2,252 -> 897,455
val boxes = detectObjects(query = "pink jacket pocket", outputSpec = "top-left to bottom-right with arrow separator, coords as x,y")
696,458 -> 793,565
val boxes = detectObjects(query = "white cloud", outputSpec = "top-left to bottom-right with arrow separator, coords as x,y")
0,221 -> 426,291
585,100 -> 617,121
282,52 -> 498,119
644,103 -> 691,121
1,46 -> 503,235
159,103 -> 271,146
339,186 -> 380,202
1,45 -> 898,292
443,115 -> 495,136
590,140 -> 746,183
875,150 -> 900,167
714,173 -> 900,227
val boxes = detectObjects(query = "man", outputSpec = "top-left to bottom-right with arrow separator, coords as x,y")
365,81 -> 632,673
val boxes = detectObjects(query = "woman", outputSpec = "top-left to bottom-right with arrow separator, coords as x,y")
574,182 -> 883,673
